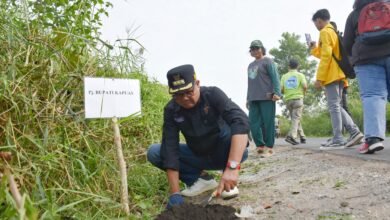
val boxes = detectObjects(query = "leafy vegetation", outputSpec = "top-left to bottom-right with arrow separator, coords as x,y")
0,0 -> 169,219
317,212 -> 354,220
270,32 -> 317,80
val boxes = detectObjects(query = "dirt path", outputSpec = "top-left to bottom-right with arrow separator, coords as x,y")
190,145 -> 390,219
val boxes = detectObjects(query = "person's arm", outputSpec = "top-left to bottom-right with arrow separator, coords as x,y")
167,169 -> 180,194
310,42 -> 321,58
166,169 -> 184,209
212,87 -> 250,136
266,60 -> 282,99
216,134 -> 247,196
280,75 -> 285,94
316,29 -> 333,84
343,12 -> 356,56
160,104 -> 181,194
210,87 -> 249,195
246,65 -> 251,110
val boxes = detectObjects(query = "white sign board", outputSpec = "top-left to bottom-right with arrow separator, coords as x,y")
84,77 -> 141,119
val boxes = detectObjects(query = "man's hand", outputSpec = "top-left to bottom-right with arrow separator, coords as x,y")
309,41 -> 316,49
166,193 -> 184,209
314,80 -> 323,90
272,94 -> 281,102
216,169 -> 239,197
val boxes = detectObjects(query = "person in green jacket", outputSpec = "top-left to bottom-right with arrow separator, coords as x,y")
281,59 -> 307,145
247,40 -> 281,157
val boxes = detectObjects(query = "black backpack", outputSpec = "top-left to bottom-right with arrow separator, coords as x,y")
329,27 -> 356,79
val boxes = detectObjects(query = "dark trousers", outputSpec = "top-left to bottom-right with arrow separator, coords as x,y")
249,100 -> 276,148
147,126 -> 248,186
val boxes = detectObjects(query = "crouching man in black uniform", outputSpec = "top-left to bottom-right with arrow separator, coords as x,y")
147,64 -> 249,209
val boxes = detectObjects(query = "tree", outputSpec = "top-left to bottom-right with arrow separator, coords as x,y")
270,33 -> 317,79
269,32 -> 324,115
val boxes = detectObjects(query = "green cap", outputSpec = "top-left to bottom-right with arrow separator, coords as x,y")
250,40 -> 263,48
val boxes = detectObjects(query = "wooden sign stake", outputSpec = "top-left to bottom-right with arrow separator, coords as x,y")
112,117 -> 130,215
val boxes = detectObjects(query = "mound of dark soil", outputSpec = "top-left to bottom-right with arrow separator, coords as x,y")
156,203 -> 239,220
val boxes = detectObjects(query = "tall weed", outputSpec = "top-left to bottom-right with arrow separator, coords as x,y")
0,1 -> 170,218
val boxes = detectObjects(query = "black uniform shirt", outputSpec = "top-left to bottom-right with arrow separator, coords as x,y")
160,86 -> 249,170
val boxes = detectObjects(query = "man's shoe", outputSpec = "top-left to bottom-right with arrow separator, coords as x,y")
300,138 -> 306,144
358,142 -> 370,154
320,142 -> 345,150
181,177 -> 218,197
345,132 -> 364,148
359,138 -> 384,154
221,186 -> 239,200
285,136 -> 299,145
369,140 -> 384,152
321,138 -> 332,147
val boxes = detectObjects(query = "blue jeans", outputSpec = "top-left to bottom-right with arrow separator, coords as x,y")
355,57 -> 390,140
146,127 -> 248,186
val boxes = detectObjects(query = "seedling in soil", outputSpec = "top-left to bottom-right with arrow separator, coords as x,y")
333,180 -> 346,189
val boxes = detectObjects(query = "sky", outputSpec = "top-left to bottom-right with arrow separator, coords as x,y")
101,0 -> 355,113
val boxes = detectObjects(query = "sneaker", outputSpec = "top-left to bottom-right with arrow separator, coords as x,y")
358,138 -> 384,154
321,138 -> 332,147
285,136 -> 299,145
320,142 -> 345,150
300,138 -> 307,144
260,148 -> 274,158
221,186 -> 239,200
256,146 -> 265,154
181,177 -> 218,197
345,132 -> 364,148
369,140 -> 384,152
358,142 -> 370,154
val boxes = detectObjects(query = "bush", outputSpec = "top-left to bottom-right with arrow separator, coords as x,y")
280,98 -> 390,137
279,110 -> 332,137
0,1 -> 170,218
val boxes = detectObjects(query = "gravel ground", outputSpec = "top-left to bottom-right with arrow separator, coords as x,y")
191,145 -> 390,220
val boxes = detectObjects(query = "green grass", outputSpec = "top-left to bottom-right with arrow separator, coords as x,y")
333,180 -> 346,189
317,212 -> 354,220
280,100 -> 390,137
0,1 -> 170,218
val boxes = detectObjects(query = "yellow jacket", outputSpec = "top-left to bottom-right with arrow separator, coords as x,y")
311,23 -> 346,86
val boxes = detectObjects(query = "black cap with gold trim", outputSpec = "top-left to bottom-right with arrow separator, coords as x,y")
167,64 -> 196,94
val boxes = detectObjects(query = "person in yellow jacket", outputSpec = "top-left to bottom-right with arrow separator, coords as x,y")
310,9 -> 363,150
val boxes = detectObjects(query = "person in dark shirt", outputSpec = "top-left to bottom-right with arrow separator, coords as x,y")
343,0 -> 390,154
147,64 -> 249,209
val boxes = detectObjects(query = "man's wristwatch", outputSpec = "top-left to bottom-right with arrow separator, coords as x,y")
227,160 -> 241,170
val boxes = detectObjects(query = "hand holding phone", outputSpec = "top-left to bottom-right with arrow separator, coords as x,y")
305,33 -> 312,46
305,33 -> 313,48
